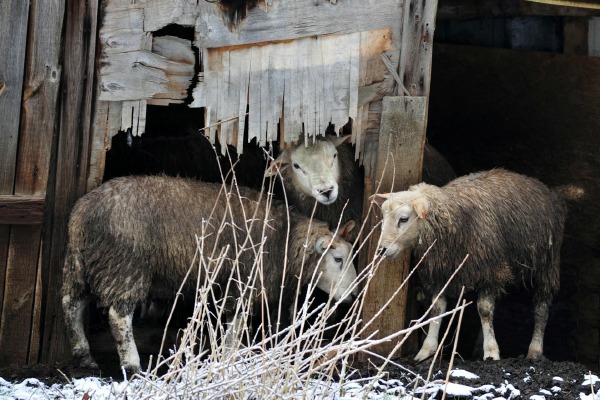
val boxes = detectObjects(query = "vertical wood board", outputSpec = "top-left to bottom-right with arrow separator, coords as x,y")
41,0 -> 100,363
192,30 -> 391,145
360,96 -> 427,358
0,1 -> 29,193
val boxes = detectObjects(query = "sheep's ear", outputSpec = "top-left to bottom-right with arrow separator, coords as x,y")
370,193 -> 391,207
315,236 -> 331,254
327,134 -> 351,148
412,197 -> 429,219
339,220 -> 356,240
264,156 -> 289,177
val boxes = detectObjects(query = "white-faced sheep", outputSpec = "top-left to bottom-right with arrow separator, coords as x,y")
266,135 -> 364,236
371,169 -> 567,362
266,136 -> 455,237
62,175 -> 358,374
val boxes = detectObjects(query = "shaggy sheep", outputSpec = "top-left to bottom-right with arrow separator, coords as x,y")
62,175 -> 358,374
265,136 -> 455,237
265,135 -> 364,235
371,169 -> 567,362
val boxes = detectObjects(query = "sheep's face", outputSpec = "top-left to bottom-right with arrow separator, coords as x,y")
314,221 -> 358,303
266,135 -> 351,205
371,190 -> 429,258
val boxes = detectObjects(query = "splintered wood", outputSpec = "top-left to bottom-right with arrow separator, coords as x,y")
97,0 -> 400,159
192,30 -> 392,154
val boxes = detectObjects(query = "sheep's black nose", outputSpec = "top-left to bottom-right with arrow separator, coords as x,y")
378,247 -> 387,257
318,187 -> 335,199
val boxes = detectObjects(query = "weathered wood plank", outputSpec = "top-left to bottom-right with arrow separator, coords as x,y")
41,0 -> 99,363
361,96 -> 428,358
0,226 -> 42,365
437,0 -> 600,19
0,196 -> 46,225
87,101 -> 122,191
194,30 -> 392,148
195,0 -> 401,48
0,0 -> 65,365
399,0 -> 438,97
0,1 -> 29,193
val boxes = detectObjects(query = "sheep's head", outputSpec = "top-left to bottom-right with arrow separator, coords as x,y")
313,220 -> 358,303
371,190 -> 429,258
266,135 -> 351,205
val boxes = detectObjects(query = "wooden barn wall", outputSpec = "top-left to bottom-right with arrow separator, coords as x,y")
427,43 -> 600,369
0,0 -> 100,364
0,0 -> 65,365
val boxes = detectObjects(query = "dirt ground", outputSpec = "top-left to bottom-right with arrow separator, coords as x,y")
1,355 -> 597,399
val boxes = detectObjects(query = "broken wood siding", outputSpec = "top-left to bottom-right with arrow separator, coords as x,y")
95,0 -> 402,174
192,30 -> 392,154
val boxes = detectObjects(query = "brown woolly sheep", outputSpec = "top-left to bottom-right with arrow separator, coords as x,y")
62,175 -> 358,374
372,169 -> 567,362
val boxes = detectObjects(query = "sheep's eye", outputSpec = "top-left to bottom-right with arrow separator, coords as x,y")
333,256 -> 343,264
398,216 -> 409,227
293,163 -> 301,169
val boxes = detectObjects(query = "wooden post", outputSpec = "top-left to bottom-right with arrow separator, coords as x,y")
40,0 -> 100,363
360,97 -> 427,357
359,0 -> 438,359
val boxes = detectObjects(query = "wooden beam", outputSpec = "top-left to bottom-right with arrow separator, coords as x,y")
195,0 -> 401,48
0,196 -> 45,225
361,96 -> 428,357
437,0 -> 600,19
359,0 -> 438,360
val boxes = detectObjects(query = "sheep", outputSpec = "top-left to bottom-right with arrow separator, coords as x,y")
61,175 -> 358,374
265,136 -> 455,237
371,168 -> 567,362
265,135 -> 364,236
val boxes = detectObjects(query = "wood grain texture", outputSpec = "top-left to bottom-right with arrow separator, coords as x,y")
193,30 -> 391,147
0,196 -> 46,225
195,0 -> 401,48
0,1 -> 29,193
0,0 -> 65,365
41,0 -> 99,364
0,226 -> 42,365
399,0 -> 438,97
360,96 -> 428,358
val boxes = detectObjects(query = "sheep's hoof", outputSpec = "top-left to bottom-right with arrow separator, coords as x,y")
413,349 -> 434,363
73,349 -> 99,370
76,355 -> 99,370
121,363 -> 141,378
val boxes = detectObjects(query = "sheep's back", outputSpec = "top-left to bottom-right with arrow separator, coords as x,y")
415,169 -> 566,297
68,176 -> 274,311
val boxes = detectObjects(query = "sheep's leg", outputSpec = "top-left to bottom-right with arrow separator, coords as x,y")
527,298 -> 549,360
477,294 -> 500,360
414,296 -> 447,362
62,294 -> 98,369
107,306 -> 140,375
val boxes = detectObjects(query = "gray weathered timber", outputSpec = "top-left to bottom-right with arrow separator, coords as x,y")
360,96 -> 428,358
41,0 -> 100,364
195,0 -> 402,48
0,1 -> 28,193
0,0 -> 65,366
